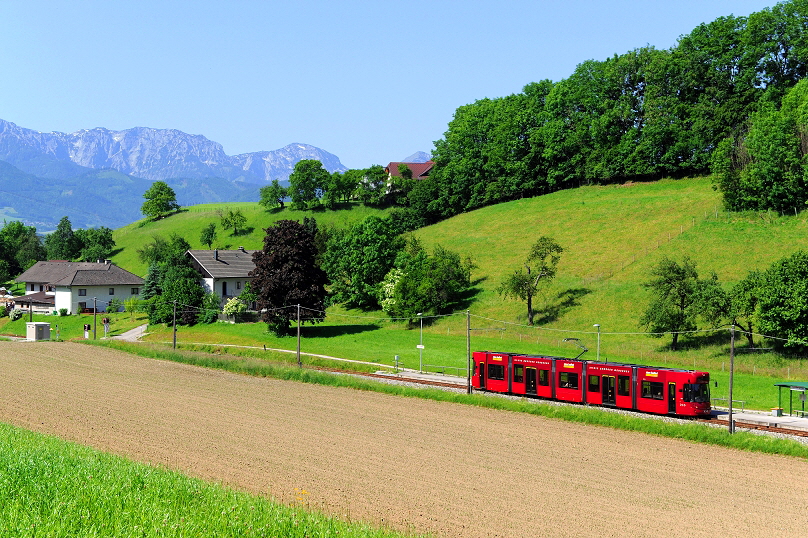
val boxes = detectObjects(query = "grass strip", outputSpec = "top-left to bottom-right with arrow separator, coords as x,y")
85,340 -> 808,460
0,421 -> 416,537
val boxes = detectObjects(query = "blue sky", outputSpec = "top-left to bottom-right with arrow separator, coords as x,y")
1,0 -> 778,170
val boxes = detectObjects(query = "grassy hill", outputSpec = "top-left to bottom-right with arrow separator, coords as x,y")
110,177 -> 808,377
112,202 -> 393,275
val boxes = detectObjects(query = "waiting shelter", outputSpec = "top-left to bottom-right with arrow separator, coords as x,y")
774,382 -> 808,417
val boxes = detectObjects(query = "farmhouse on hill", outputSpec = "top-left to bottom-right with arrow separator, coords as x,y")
16,260 -> 144,314
186,247 -> 258,306
384,161 -> 434,180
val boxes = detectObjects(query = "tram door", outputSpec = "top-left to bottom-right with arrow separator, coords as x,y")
668,382 -> 676,414
479,362 -> 486,389
525,368 -> 537,395
602,375 -> 616,405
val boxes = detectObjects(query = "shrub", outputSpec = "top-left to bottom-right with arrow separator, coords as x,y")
58,308 -> 68,316
106,298 -> 124,313
0,305 -> 6,318
10,309 -> 23,321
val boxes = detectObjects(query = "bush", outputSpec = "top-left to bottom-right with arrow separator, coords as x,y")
0,305 -> 6,318
106,298 -> 124,313
10,309 -> 23,321
58,308 -> 68,316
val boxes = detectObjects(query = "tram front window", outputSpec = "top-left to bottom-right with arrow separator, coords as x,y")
684,383 -> 710,403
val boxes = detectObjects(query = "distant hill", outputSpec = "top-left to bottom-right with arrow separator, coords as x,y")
0,119 -> 348,229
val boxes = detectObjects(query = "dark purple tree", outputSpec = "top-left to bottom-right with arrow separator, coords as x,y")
249,220 -> 328,335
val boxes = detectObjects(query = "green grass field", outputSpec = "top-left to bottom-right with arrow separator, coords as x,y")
112,202 -> 392,275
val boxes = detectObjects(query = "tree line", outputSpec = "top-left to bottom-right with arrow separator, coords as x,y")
420,0 -> 808,220
0,217 -> 116,283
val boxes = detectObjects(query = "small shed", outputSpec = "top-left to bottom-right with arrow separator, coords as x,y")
26,322 -> 51,341
774,382 -> 808,416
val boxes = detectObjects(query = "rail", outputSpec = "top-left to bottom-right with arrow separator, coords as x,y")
711,397 -> 746,413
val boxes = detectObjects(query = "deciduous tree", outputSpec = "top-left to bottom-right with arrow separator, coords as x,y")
288,160 -> 329,209
141,181 -> 180,219
249,220 -> 328,335
200,222 -> 217,249
322,216 -> 404,308
259,179 -> 287,210
497,237 -> 563,325
45,216 -> 79,261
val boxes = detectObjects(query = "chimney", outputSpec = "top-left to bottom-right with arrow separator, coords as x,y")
214,250 -> 218,261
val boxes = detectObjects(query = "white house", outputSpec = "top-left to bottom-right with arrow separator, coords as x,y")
186,248 -> 257,306
16,260 -> 144,314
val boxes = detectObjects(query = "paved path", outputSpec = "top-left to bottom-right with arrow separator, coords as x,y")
112,324 -> 148,342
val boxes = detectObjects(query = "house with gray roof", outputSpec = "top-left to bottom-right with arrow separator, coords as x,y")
16,260 -> 144,314
186,248 -> 258,306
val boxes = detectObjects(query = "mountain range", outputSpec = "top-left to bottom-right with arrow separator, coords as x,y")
0,119 -> 354,230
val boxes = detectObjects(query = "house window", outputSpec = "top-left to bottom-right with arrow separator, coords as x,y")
131,288 -> 139,295
109,288 -> 115,295
30,284 -> 35,291
237,281 -> 242,290
78,289 -> 87,296
222,281 -> 228,296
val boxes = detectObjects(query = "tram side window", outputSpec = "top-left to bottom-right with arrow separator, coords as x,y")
588,375 -> 599,392
618,376 -> 630,396
538,370 -> 549,386
488,364 -> 505,381
513,365 -> 524,383
559,372 -> 579,389
641,380 -> 664,400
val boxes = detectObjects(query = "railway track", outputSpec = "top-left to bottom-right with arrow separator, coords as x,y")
327,367 -> 808,440
697,416 -> 808,438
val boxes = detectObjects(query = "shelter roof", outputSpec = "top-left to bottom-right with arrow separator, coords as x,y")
774,382 -> 808,390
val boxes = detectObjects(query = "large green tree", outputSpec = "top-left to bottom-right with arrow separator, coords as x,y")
45,216 -> 79,261
249,220 -> 328,335
378,238 -> 474,321
757,250 -> 808,353
322,216 -> 404,308
712,78 -> 808,212
74,226 -> 115,262
141,181 -> 180,219
497,237 -> 563,325
288,160 -> 329,210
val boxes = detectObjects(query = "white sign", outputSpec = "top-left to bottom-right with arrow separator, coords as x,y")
416,345 -> 425,349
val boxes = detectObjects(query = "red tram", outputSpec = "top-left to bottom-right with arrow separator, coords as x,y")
472,351 -> 711,417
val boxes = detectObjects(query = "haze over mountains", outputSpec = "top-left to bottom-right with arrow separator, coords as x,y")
0,119 -> 357,229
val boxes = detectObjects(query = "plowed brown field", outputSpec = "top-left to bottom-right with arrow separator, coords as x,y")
1,341 -> 806,537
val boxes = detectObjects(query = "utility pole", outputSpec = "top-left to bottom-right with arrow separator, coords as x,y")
728,324 -> 735,434
466,310 -> 471,394
172,300 -> 177,349
297,304 -> 301,368
93,297 -> 97,340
